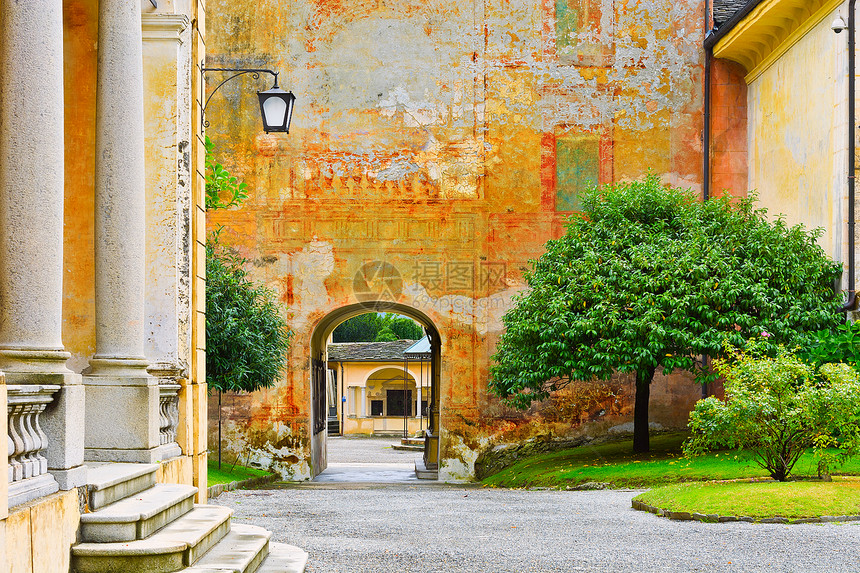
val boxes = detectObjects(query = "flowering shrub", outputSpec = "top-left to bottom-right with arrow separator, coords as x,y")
685,342 -> 860,481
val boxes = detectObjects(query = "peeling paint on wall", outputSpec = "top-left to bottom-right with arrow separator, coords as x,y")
207,0 -> 709,479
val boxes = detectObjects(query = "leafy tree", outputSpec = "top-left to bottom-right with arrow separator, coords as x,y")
490,175 -> 842,452
206,234 -> 292,393
205,136 -> 248,210
205,141 -> 291,467
374,326 -> 399,342
685,342 -> 860,481
332,313 -> 423,342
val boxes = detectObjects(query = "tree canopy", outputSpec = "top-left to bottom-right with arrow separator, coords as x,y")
205,238 -> 292,393
490,175 -> 843,452
205,137 -> 291,394
332,313 -> 424,343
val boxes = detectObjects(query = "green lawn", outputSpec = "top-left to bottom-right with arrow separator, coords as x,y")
481,432 -> 860,489
207,460 -> 272,487
635,478 -> 860,519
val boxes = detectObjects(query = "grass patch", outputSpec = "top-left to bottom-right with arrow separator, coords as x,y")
481,432 -> 860,489
207,460 -> 271,487
634,478 -> 860,519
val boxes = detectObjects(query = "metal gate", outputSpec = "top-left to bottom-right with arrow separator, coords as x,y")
312,358 -> 326,435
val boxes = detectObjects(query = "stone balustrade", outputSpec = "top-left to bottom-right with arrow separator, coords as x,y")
7,384 -> 61,506
159,383 -> 181,446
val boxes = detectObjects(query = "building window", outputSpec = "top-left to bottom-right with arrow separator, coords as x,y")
386,389 -> 413,417
555,0 -> 612,65
370,400 -> 384,416
556,134 -> 599,211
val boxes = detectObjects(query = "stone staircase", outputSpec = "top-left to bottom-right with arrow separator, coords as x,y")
71,463 -> 307,573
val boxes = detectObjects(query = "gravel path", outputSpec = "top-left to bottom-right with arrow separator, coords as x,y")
326,435 -> 421,464
214,484 -> 860,572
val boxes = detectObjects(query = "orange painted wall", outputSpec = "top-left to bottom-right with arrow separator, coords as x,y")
206,0 -> 710,479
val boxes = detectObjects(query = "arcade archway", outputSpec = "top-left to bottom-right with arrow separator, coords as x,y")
308,302 -> 442,478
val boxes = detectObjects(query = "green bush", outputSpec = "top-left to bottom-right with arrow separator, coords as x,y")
205,136 -> 248,210
799,320 -> 860,370
206,236 -> 292,393
685,341 -> 860,481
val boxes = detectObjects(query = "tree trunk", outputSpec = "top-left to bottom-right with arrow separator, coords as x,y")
633,366 -> 656,453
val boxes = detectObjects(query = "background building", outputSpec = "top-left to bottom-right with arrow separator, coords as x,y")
327,338 -> 431,436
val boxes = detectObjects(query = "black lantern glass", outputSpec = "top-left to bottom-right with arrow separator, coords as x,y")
257,84 -> 296,133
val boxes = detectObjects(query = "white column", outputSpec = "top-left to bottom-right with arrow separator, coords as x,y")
0,0 -> 71,375
0,0 -> 87,492
84,0 -> 162,463
89,0 -> 149,373
360,387 -> 367,417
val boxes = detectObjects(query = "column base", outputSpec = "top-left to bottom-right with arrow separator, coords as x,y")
0,356 -> 75,385
84,357 -> 150,379
84,375 -> 160,459
84,443 -> 182,464
8,474 -> 59,508
49,465 -> 88,490
42,381 -> 86,486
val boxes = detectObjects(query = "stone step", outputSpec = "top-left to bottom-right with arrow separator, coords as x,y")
72,504 -> 232,573
81,483 -> 198,542
85,462 -> 159,510
255,542 -> 309,573
155,505 -> 233,565
414,459 -> 438,480
182,523 -> 271,573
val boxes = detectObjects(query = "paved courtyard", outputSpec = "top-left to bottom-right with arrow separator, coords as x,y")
314,435 -> 421,483
212,437 -> 860,572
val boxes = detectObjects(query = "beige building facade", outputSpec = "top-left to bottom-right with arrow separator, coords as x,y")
327,340 -> 432,436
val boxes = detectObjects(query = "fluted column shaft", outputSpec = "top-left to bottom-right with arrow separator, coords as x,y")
90,0 -> 148,374
0,0 -> 71,374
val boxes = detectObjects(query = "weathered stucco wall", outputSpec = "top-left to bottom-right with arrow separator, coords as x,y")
747,13 -> 845,263
207,0 -> 708,480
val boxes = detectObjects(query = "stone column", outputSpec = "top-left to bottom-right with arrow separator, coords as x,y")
0,0 -> 70,377
84,0 -> 161,463
0,0 -> 86,491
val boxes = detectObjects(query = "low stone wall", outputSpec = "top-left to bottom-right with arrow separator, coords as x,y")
632,499 -> 860,524
474,436 -> 591,481
207,473 -> 279,499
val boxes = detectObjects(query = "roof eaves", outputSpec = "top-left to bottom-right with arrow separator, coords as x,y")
705,0 -> 765,49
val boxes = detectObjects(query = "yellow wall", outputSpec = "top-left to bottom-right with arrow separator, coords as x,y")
5,491 -> 80,573
747,13 -> 843,260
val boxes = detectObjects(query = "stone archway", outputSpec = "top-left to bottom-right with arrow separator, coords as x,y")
308,301 -> 443,478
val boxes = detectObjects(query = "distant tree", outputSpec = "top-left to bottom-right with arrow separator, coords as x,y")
490,175 -> 843,453
333,313 -> 422,342
374,326 -> 399,342
332,313 -> 381,342
385,315 -> 424,340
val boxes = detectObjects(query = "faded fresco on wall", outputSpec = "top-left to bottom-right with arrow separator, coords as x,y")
206,0 -> 707,480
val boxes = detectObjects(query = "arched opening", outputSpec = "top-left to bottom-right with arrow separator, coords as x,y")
309,302 -> 442,479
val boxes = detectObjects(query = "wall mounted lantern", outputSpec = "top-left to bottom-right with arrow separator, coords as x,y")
201,66 -> 296,134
